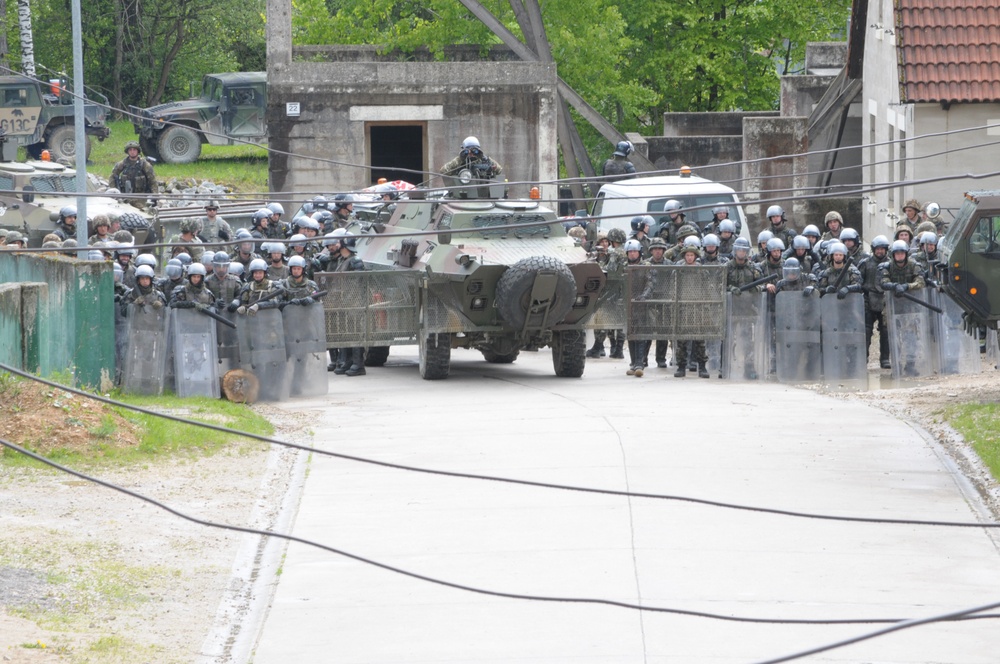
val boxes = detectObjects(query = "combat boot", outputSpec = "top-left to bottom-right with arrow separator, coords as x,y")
346,347 -> 366,376
674,365 -> 686,378
333,348 -> 349,375
610,340 -> 625,359
586,341 -> 604,358
327,347 -> 339,372
697,362 -> 710,379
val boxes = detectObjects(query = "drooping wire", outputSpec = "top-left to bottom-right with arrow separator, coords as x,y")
0,362 -> 998,530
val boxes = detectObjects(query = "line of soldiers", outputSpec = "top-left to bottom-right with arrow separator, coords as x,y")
579,199 -> 944,378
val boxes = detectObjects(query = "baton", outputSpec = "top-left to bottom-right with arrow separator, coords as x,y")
820,256 -> 853,298
195,306 -> 237,328
899,290 -> 944,314
738,272 -> 779,292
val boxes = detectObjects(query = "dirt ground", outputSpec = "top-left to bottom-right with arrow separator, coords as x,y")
1,366 -> 999,663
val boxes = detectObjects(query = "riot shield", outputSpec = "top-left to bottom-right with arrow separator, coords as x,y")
626,265 -> 726,340
885,289 -> 936,379
121,304 -> 169,395
722,291 -> 766,381
820,294 -> 867,385
315,271 -> 419,346
282,303 -> 329,398
216,309 -> 241,375
931,290 -> 981,375
584,276 -> 627,331
987,328 -> 999,370
237,308 -> 290,402
114,304 -> 128,386
171,308 -> 220,398
774,290 -> 821,383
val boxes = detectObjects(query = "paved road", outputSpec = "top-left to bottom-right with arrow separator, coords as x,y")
250,346 -> 1000,663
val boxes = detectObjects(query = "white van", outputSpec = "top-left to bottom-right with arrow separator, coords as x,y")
592,174 -> 751,241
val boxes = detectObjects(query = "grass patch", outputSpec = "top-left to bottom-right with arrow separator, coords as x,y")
943,402 -> 1000,481
85,635 -> 161,663
85,119 -> 268,194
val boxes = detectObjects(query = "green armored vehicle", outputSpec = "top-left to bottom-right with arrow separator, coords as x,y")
130,72 -> 266,164
938,191 -> 1000,326
0,158 -> 153,247
0,75 -> 111,162
315,188 -> 607,379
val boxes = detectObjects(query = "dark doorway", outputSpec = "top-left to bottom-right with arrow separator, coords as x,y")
369,124 -> 424,186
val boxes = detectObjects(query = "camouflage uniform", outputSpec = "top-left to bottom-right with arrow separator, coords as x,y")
725,258 -> 764,293
110,155 -> 157,207
205,272 -> 243,304
601,154 -> 636,185
120,278 -> 166,316
858,251 -> 890,367
156,277 -> 184,300
440,153 -> 503,179
642,244 -> 672,367
168,279 -> 216,309
199,213 -> 233,246
816,263 -> 863,296
601,240 -> 628,359
768,220 -> 797,248
878,256 -> 926,374
671,248 -> 708,377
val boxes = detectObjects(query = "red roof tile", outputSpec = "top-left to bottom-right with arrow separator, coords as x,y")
896,0 -> 1000,103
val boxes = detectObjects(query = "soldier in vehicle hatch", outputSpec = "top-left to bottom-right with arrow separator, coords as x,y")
440,136 -> 503,180
111,141 -> 158,207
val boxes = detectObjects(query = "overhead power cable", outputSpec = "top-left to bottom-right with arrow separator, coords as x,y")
0,363 -> 998,530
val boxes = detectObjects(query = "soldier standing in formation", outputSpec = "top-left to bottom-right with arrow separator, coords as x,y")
330,234 -> 368,377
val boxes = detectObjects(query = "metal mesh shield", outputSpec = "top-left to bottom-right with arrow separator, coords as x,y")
424,281 -> 468,334
282,303 -> 329,398
932,290 -> 981,375
122,304 -> 169,395
625,265 -> 726,340
774,290 -> 822,383
171,308 -> 220,398
820,294 -> 866,385
583,277 -> 627,330
315,271 -> 420,346
885,289 -> 936,379
236,309 -> 290,402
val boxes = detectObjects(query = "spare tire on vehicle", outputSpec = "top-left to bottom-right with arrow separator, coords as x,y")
495,255 -> 577,330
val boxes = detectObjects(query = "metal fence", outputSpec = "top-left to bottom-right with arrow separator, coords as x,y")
315,271 -> 420,346
625,264 -> 726,340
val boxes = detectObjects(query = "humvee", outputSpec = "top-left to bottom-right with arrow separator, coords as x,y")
129,72 -> 266,164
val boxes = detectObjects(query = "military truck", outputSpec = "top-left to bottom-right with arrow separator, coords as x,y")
129,72 -> 266,164
0,75 -> 111,162
0,157 -> 153,247
937,191 -> 1000,327
314,183 -> 608,379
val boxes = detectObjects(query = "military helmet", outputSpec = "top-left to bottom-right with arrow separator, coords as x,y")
914,220 -> 937,236
757,230 -> 774,245
374,183 -> 399,200
252,208 -> 272,224
712,203 -> 729,216
679,244 -> 701,257
187,263 -> 207,277
783,256 -> 801,280
663,199 -> 684,215
322,232 -> 340,247
205,200 -> 220,210
312,195 -> 330,210
174,252 -> 191,266
629,215 -> 650,232
267,202 -> 285,215
288,255 -> 307,269
870,235 -> 891,250
135,264 -> 155,279
268,242 -> 287,254
461,136 -> 481,150
919,231 -> 938,246
702,233 -> 720,248
5,230 -> 23,245
623,239 -> 642,253
829,241 -> 848,257
212,250 -> 230,266
613,140 -> 633,157
648,236 -> 668,250
894,223 -> 913,240
135,253 -> 157,269
890,239 -> 909,255
229,262 -> 244,277
113,262 -> 124,280
333,193 -> 353,210
802,224 -> 821,239
677,224 -> 699,241
93,214 -> 110,229
792,235 -> 810,250
312,211 -> 333,228
235,228 -> 253,240
116,244 -> 137,257
839,228 -> 860,244
288,233 -> 308,248
765,237 -> 785,252
607,228 -> 627,245
567,226 -> 586,240
765,205 -> 784,219
179,218 -> 199,234
112,229 -> 134,243
248,258 -> 267,272
902,198 -> 922,213
341,234 -> 358,252
718,219 -> 736,234
60,205 -> 78,220
165,259 -> 183,280
595,231 -> 609,244
824,210 -> 843,228
123,140 -> 140,153
683,234 -> 702,248
733,237 -> 752,252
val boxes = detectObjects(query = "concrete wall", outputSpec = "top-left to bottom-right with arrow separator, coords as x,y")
662,112 -> 778,137
0,282 -> 47,374
0,252 -> 113,386
806,42 -> 849,73
742,117 -> 809,236
645,136 -> 744,185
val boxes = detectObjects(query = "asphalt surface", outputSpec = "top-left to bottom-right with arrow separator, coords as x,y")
249,344 -> 1000,663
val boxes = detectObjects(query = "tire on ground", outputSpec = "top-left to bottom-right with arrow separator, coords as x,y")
552,329 -> 586,378
157,125 -> 202,164
47,124 -> 91,162
495,256 -> 577,330
364,346 -> 390,367
419,331 -> 451,380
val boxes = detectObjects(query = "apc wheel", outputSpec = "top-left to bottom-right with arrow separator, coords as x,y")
481,348 -> 519,363
552,329 -> 586,377
157,125 -> 201,164
419,331 -> 451,380
139,135 -> 160,161
364,346 -> 390,367
47,125 -> 91,162
495,256 -> 577,330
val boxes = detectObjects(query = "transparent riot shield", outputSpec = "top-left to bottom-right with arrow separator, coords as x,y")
121,304 -> 169,395
237,308 -> 290,402
774,290 -> 822,383
820,294 -> 867,385
885,289 -> 936,379
722,291 -> 765,381
171,308 -> 220,398
216,309 -> 241,375
282,303 -> 329,398
987,328 -> 999,370
584,276 -> 627,331
931,290 -> 981,375
114,303 -> 128,386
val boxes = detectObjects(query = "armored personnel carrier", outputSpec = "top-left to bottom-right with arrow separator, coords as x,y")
315,183 -> 607,379
0,157 -> 153,246
938,191 -> 1000,326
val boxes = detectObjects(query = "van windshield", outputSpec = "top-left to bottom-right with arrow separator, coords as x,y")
648,196 -> 739,227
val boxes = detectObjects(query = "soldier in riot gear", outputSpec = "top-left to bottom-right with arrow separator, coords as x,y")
332,194 -> 355,228
585,232 -> 612,358
88,215 -> 112,245
115,245 -> 137,289
658,200 -> 690,245
53,205 -> 78,241
642,236 -> 672,368
671,244 -> 709,378
838,228 -> 868,262
878,240 -> 926,374
860,235 -> 891,368
121,264 -> 166,314
205,251 -> 242,303
782,234 -> 819,274
231,258 -> 283,316
267,202 -> 288,237
230,229 -> 260,273
628,215 -> 653,257
601,140 -> 636,185
816,242 -> 863,298
156,258 -> 185,298
765,205 -> 796,248
312,230 -> 347,276
759,238 -> 786,292
699,234 -> 726,265
264,242 -> 289,281
773,257 -> 814,294
725,237 -> 764,293
716,219 -> 737,258
801,224 -> 822,250
331,234 -> 368,377
704,203 -> 743,238
110,141 -> 158,208
603,227 -> 628,359
753,230 -> 773,264
664,226 -> 701,262
169,263 -> 217,311
250,208 -> 276,242
280,255 -> 319,306
912,231 -> 941,284
623,239 -> 647,376
440,136 -> 503,180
